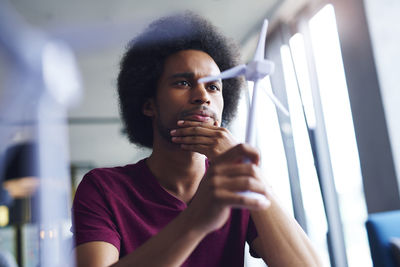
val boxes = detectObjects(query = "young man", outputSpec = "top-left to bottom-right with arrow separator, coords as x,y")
72,12 -> 322,267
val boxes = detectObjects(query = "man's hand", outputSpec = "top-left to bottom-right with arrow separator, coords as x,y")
183,144 -> 270,235
170,120 -> 238,160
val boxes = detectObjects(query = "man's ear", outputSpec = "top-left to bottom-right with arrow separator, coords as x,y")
142,98 -> 156,117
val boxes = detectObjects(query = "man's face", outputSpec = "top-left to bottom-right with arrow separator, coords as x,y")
148,49 -> 223,142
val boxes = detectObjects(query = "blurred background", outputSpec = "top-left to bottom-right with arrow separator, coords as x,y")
1,0 -> 399,266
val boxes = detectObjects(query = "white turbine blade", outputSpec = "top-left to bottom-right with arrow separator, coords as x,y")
253,19 -> 269,61
264,88 -> 290,116
198,64 -> 246,83
245,80 -> 261,146
240,80 -> 270,203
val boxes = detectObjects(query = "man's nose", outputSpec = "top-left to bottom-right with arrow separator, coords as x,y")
191,84 -> 210,105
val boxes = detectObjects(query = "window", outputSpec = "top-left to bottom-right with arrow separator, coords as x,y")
307,5 -> 371,266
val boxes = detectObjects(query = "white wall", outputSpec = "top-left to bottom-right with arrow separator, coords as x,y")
364,0 -> 400,190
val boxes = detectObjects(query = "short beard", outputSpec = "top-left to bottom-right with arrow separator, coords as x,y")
155,114 -> 174,144
153,102 -> 177,145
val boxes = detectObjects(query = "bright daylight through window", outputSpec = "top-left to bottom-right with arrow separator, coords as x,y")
308,4 -> 371,267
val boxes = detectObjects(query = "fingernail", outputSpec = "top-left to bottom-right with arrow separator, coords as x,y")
170,130 -> 176,135
259,198 -> 271,208
177,120 -> 184,125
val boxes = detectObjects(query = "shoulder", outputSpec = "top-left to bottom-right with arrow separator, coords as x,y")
76,159 -> 148,195
86,160 -> 143,180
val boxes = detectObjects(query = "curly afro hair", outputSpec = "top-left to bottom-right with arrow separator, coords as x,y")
117,11 -> 244,148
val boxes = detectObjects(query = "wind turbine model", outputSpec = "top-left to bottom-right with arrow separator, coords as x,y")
198,20 -> 289,202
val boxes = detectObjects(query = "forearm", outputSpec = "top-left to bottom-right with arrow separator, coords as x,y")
250,193 -> 322,267
111,211 -> 206,267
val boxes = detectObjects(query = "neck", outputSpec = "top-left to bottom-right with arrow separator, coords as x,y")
146,136 -> 206,203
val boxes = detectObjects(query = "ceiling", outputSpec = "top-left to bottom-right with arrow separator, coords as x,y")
5,0 -> 307,168
10,0 -> 283,51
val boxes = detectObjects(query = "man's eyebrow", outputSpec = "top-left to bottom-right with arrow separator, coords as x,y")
168,72 -> 195,79
168,72 -> 222,84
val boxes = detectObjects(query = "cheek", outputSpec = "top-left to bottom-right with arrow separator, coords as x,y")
215,95 -> 224,112
212,95 -> 224,120
156,95 -> 184,121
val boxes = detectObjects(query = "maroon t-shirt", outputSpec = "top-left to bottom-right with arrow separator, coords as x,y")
72,159 -> 259,266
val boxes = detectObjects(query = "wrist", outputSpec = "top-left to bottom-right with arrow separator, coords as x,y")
178,208 -> 210,240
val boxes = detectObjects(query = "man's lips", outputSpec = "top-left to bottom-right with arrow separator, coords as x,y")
180,108 -> 216,123
184,114 -> 212,122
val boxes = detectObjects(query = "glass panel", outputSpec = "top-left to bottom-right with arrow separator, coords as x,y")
281,43 -> 330,266
308,4 -> 371,266
251,79 -> 293,216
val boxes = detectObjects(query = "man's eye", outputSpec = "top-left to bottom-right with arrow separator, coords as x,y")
175,80 -> 191,87
208,84 -> 221,91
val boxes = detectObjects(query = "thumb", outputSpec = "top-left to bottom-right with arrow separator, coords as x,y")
213,144 -> 260,165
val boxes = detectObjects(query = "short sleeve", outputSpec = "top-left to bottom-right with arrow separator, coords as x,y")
391,238 -> 400,266
246,216 -> 261,258
71,171 -> 121,251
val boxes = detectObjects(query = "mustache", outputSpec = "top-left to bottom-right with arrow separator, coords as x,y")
179,106 -> 218,121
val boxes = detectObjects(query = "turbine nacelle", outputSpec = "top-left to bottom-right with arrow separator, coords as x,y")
245,60 -> 275,82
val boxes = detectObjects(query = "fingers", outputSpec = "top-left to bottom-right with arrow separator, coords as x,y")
211,176 -> 267,195
207,163 -> 267,195
177,120 -> 216,128
171,120 -> 237,159
203,160 -> 270,209
170,122 -> 226,139
213,143 -> 260,165
212,188 -> 270,210
212,162 -> 262,179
